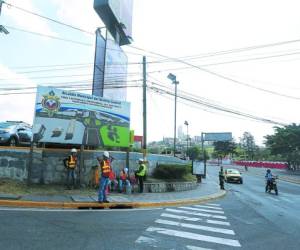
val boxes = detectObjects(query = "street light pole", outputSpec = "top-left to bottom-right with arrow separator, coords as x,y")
168,73 -> 179,157
184,120 -> 189,157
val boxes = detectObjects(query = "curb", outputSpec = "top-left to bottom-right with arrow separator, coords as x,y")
0,190 -> 226,209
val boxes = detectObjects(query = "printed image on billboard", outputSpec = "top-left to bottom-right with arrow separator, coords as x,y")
92,28 -> 106,97
33,86 -> 130,147
104,32 -> 128,101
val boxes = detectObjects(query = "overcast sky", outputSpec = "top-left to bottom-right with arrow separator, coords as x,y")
1,0 -> 300,145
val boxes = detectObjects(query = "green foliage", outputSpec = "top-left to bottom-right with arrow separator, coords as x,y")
265,124 -> 300,169
240,132 -> 256,160
213,141 -> 237,159
186,146 -> 209,161
152,163 -> 192,180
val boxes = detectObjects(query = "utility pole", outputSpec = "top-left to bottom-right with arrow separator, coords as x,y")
142,56 -> 147,159
174,82 -> 178,157
0,1 -> 3,16
201,132 -> 207,178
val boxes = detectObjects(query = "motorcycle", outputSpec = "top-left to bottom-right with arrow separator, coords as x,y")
265,176 -> 278,195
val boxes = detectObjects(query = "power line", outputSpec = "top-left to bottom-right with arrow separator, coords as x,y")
2,1 -> 95,35
130,45 -> 300,101
4,25 -> 93,46
148,84 -> 287,126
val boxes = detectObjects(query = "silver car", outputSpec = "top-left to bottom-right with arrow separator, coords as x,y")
0,121 -> 32,146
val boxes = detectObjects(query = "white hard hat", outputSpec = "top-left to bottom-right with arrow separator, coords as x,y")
138,158 -> 144,162
124,168 -> 128,173
103,151 -> 109,158
71,148 -> 77,153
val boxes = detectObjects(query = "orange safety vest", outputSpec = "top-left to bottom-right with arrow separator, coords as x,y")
101,160 -> 111,177
68,156 -> 77,169
120,171 -> 127,181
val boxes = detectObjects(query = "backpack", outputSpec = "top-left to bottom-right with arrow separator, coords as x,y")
63,157 -> 69,169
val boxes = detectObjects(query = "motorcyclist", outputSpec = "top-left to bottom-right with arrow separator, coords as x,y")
265,169 -> 273,192
219,166 -> 225,190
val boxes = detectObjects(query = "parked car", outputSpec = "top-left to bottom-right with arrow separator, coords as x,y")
224,168 -> 243,184
0,121 -> 32,146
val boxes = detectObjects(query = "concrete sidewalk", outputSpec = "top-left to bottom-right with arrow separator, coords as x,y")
0,178 -> 225,209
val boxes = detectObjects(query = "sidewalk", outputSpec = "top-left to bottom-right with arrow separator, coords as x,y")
0,178 -> 225,209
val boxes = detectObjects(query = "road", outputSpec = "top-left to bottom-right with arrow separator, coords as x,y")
0,166 -> 300,250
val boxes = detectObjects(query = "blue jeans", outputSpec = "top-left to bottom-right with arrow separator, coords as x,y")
119,179 -> 130,192
98,176 -> 109,202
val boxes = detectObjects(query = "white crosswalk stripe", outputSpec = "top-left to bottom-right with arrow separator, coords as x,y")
280,197 -> 294,203
186,245 -> 214,250
146,227 -> 241,247
135,203 -> 241,249
160,213 -> 230,226
206,203 -> 221,206
155,219 -> 235,235
266,196 -> 280,202
179,206 -> 225,214
165,208 -> 227,220
193,205 -> 223,210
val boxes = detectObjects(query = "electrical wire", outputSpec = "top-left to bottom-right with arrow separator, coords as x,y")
2,1 -> 95,35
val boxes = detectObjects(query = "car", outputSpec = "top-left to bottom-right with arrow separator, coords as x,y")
0,121 -> 32,146
224,168 -> 243,184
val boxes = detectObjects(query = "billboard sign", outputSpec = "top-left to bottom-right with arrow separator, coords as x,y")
94,0 -> 133,46
203,132 -> 232,142
192,161 -> 205,175
92,28 -> 106,97
103,31 -> 128,101
32,86 -> 130,147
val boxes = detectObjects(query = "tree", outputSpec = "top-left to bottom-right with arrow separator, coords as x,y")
186,146 -> 209,161
265,124 -> 300,170
240,132 -> 256,160
213,141 -> 237,162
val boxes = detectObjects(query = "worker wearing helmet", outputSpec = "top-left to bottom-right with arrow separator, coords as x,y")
65,148 -> 78,189
97,151 -> 112,203
135,159 -> 147,193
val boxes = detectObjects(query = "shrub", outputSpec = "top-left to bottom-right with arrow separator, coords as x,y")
152,163 -> 192,180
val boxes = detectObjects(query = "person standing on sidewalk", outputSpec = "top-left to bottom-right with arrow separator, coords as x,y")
135,159 -> 147,193
64,148 -> 78,189
219,166 -> 225,190
97,151 -> 112,203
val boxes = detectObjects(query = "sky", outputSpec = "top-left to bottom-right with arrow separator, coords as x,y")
1,0 -> 300,146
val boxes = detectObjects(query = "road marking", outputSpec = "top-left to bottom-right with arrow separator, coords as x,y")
193,205 -> 223,210
186,246 -> 214,250
161,213 -> 202,222
206,219 -> 230,226
135,236 -> 158,246
165,208 -> 227,220
280,197 -> 294,203
147,227 -> 241,247
155,219 -> 235,235
161,213 -> 230,226
206,203 -> 220,207
266,196 -> 280,202
179,206 -> 225,214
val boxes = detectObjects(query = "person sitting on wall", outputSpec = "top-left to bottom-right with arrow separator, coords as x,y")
119,167 -> 130,193
108,169 -> 118,192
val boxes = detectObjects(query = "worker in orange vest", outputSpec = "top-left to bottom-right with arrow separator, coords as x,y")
97,151 -> 112,203
65,148 -> 78,189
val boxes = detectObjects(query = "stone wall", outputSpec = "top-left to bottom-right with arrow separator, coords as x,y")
0,148 -> 187,186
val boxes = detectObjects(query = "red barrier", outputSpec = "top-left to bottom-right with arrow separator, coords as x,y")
234,161 -> 287,169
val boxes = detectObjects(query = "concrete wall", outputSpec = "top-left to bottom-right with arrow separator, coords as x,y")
0,148 -> 187,186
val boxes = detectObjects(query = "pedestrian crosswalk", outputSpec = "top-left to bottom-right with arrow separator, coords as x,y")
135,203 -> 241,249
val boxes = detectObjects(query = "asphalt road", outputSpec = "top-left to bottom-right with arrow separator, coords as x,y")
0,166 -> 299,250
